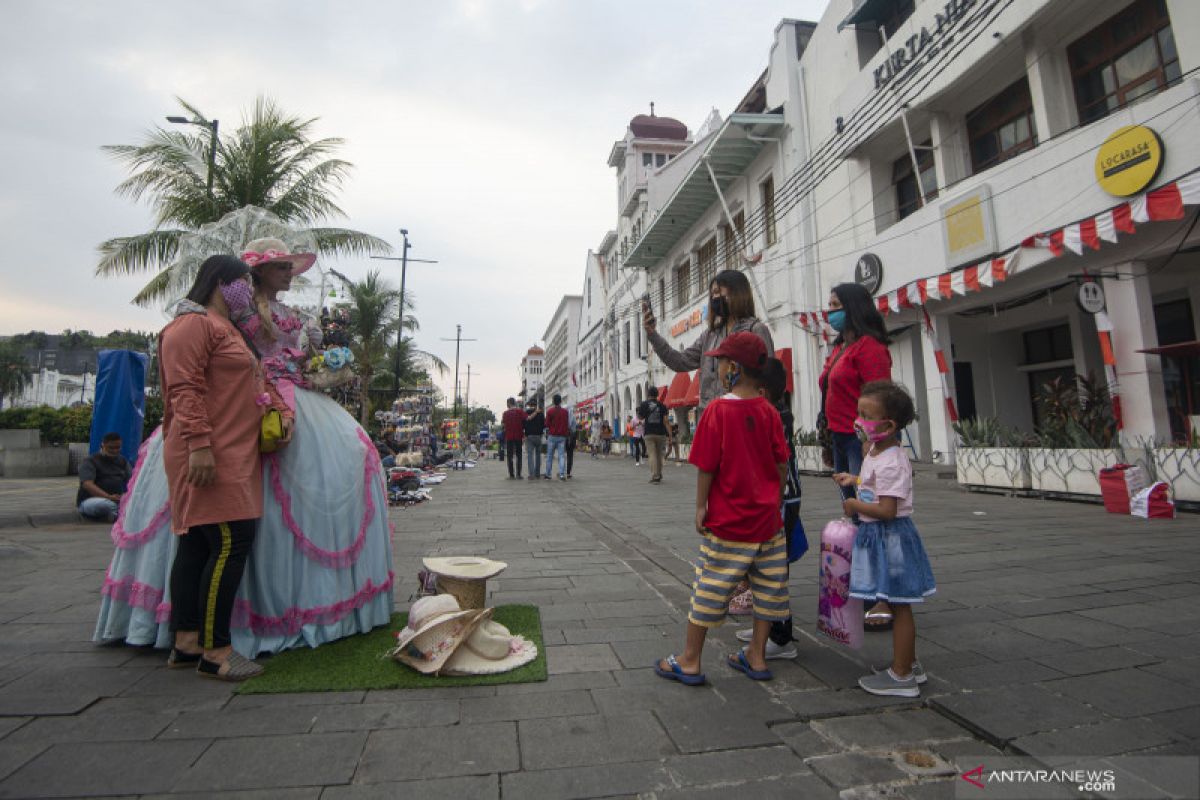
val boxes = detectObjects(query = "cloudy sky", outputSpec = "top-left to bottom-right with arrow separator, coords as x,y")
2,0 -> 829,414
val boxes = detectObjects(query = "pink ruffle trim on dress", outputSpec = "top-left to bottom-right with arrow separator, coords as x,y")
266,429 -> 383,569
101,570 -> 395,633
110,427 -> 172,549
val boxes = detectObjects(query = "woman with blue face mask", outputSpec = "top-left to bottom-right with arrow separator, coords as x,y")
818,282 -> 893,629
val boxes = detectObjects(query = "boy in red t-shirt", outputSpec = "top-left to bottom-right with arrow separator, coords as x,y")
654,333 -> 791,686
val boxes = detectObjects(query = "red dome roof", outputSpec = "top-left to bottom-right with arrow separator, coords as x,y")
629,114 -> 687,141
526,346 -> 544,355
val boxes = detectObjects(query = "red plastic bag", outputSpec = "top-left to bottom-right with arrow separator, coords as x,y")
817,518 -> 863,649
1098,464 -> 1148,514
1131,482 -> 1175,519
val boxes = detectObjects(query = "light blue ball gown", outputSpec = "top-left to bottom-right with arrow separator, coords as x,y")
94,299 -> 395,655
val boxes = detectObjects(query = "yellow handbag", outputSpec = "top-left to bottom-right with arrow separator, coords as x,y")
260,409 -> 284,453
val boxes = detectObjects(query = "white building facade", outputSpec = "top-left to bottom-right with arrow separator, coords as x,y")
541,295 -> 582,406
518,346 -> 544,405
9,369 -> 95,409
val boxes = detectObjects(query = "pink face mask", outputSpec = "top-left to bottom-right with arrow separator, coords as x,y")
219,280 -> 254,313
853,416 -> 893,443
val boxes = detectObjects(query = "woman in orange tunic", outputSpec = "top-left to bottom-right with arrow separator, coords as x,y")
160,255 -> 287,681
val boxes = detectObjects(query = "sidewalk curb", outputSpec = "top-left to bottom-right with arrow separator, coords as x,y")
0,511 -> 88,529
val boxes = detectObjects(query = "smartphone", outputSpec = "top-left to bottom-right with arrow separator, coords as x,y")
641,292 -> 655,326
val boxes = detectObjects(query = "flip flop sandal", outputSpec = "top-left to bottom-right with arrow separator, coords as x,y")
166,648 -> 202,668
197,652 -> 264,682
728,649 -> 772,681
653,654 -> 706,686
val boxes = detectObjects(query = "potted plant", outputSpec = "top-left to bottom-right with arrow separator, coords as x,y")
953,417 -> 1033,491
1152,430 -> 1200,503
794,429 -> 831,474
1027,374 -> 1128,497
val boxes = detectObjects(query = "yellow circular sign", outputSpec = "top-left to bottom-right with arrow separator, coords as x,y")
1095,125 -> 1164,197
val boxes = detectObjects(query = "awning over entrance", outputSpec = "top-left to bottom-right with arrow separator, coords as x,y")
837,0 -> 896,31
683,372 -> 701,408
623,113 -> 786,269
657,385 -> 668,403
664,371 -> 693,409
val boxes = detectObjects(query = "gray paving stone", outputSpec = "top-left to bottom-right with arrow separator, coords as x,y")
320,774 -> 498,800
898,781 -> 958,800
586,599 -> 671,619
0,739 -> 49,783
361,685 -> 495,703
1003,613 -> 1161,647
6,708 -> 174,745
778,688 -> 923,720
931,684 -> 1105,744
664,744 -> 810,785
1138,657 -> 1200,690
0,739 -> 209,798
806,751 -> 908,789
145,790 -> 321,800
517,712 -> 675,770
308,699 -> 459,732
224,690 -> 366,710
1149,707 -> 1200,741
812,709 -> 974,750
0,667 -> 149,715
174,732 -> 366,792
562,625 -> 672,645
461,690 -> 595,723
0,718 -> 29,742
355,723 -> 518,782
498,670 -> 617,695
771,721 -> 842,758
1031,646 -> 1161,676
500,761 -> 669,800
160,705 -> 318,739
934,658 -> 1065,689
1044,668 -> 1200,718
656,774 -> 840,799
656,700 -> 787,753
545,643 -> 621,675
1011,717 -> 1179,758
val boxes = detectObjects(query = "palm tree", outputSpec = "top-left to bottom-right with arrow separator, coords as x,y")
0,345 -> 33,410
98,97 -> 390,305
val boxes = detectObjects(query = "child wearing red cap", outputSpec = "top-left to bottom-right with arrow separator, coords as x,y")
655,332 -> 790,685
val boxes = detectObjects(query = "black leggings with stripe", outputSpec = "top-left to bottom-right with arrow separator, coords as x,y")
169,519 -> 256,650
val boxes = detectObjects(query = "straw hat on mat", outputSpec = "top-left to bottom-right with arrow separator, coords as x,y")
422,557 -> 507,580
391,595 -> 488,675
442,615 -> 538,676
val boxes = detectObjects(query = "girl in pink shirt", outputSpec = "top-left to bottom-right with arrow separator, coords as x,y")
833,381 -> 934,698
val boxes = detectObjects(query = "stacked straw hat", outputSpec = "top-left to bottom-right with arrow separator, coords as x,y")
391,595 -> 537,676
422,557 -> 507,610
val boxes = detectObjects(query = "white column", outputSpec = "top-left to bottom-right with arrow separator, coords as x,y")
1023,28 -> 1077,140
919,312 -> 957,464
1102,263 -> 1170,443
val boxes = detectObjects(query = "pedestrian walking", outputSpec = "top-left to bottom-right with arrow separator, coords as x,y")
544,394 -> 570,480
819,282 -> 893,631
833,381 -> 934,697
564,407 -> 578,478
524,401 -> 546,479
161,255 -> 280,681
590,415 -> 603,458
600,421 -> 613,457
637,386 -> 671,484
667,416 -> 681,464
501,398 -> 526,479
654,333 -> 790,686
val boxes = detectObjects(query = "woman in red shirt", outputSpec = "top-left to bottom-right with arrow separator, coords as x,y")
819,283 -> 892,628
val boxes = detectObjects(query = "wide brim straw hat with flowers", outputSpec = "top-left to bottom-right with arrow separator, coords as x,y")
162,205 -> 322,312
441,616 -> 538,676
241,236 -> 317,275
391,595 -> 490,675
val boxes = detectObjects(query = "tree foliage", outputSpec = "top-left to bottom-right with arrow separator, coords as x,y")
0,345 -> 33,410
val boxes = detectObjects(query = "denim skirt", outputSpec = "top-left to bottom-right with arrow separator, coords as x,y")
848,516 -> 936,604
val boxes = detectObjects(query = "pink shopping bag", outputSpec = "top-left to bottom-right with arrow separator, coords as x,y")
817,518 -> 863,649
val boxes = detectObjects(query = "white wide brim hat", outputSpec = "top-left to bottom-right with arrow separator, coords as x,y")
423,556 -> 508,580
442,616 -> 538,676
392,595 -> 488,675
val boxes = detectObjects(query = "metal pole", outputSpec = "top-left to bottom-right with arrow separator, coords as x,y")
452,325 -> 462,420
465,363 -> 472,426
206,120 -> 219,211
394,231 -> 409,396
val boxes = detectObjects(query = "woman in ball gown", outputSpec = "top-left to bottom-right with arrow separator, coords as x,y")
95,238 -> 395,656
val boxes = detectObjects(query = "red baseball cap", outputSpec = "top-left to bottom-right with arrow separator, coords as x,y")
704,332 -> 767,371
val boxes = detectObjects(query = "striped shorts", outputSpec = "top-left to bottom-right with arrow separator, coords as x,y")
689,531 -> 789,628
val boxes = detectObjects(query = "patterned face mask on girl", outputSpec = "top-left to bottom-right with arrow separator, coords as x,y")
853,416 -> 893,443
219,280 -> 254,314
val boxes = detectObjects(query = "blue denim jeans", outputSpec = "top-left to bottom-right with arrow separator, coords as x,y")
79,496 -> 119,522
831,431 -> 864,500
525,435 -> 543,477
545,435 -> 567,477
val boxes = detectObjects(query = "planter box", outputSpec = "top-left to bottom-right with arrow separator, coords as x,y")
955,447 -> 1031,490
1029,448 -> 1123,496
1154,448 -> 1200,503
795,445 -> 832,475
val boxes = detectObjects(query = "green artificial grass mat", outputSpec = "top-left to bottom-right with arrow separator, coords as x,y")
236,604 -> 546,694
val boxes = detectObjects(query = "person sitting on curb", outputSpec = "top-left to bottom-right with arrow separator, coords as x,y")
77,432 -> 132,523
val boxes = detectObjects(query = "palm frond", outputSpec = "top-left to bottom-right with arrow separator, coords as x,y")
311,228 -> 393,258
95,229 -> 185,276
131,268 -> 174,307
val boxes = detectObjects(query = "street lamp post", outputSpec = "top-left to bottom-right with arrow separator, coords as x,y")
166,115 -> 219,209
372,230 -> 438,396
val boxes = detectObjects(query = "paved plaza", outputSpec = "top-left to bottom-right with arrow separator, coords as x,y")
0,455 -> 1198,799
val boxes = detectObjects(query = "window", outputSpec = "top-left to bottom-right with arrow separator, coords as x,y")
658,277 -> 666,320
721,211 -> 745,268
674,261 -> 691,309
760,175 -> 778,246
1154,299 -> 1200,442
586,278 -> 591,308
697,238 -> 717,297
656,153 -> 667,167
642,153 -> 654,167
1069,0 -> 1179,125
968,78 -> 1038,173
623,322 -> 631,365
1023,323 -> 1073,365
880,0 -> 915,39
892,140 -> 937,221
